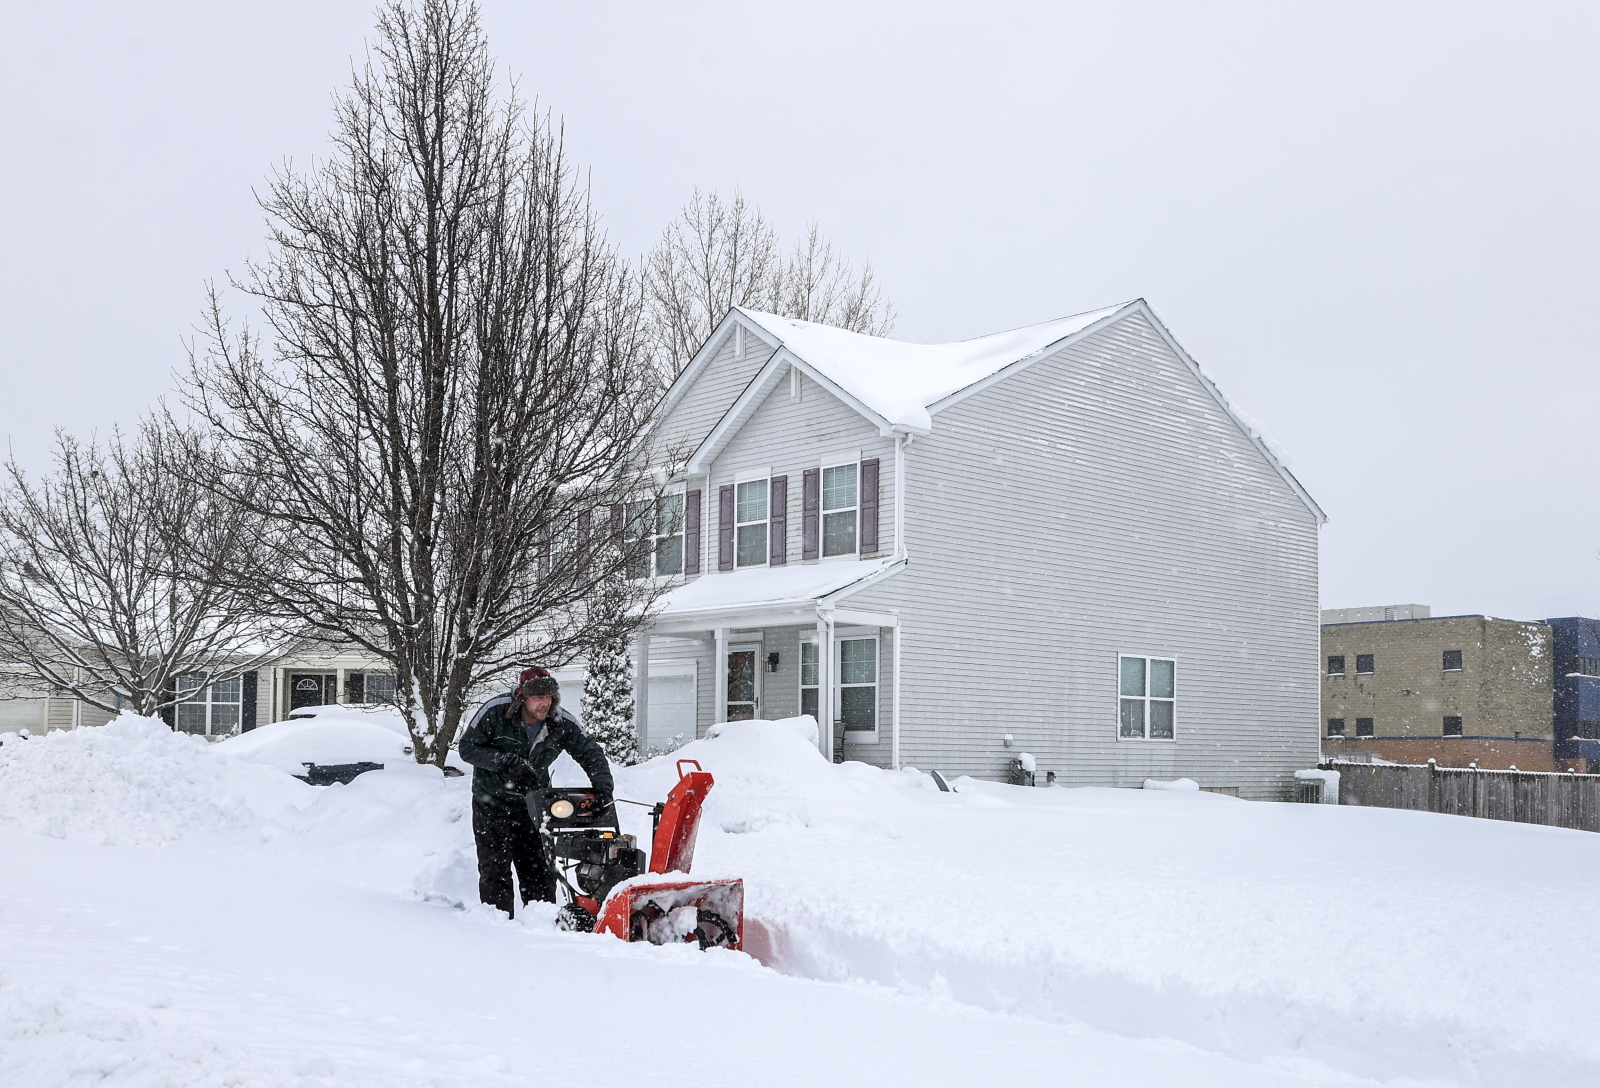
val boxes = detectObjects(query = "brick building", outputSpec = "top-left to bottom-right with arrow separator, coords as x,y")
1321,608 -> 1557,771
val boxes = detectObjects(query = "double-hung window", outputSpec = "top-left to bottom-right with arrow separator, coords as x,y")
797,638 -> 878,732
839,637 -> 877,732
176,673 -> 242,737
1118,656 -> 1175,740
736,480 -> 769,567
626,494 -> 686,578
821,464 -> 858,557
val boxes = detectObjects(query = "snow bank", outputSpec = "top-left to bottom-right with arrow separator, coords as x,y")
613,719 -> 1600,1087
0,715 -> 312,846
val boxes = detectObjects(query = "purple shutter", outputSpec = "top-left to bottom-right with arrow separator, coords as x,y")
577,510 -> 591,557
769,475 -> 788,566
538,526 -> 550,580
717,485 -> 735,570
859,458 -> 880,553
610,503 -> 625,540
684,489 -> 702,575
801,468 -> 820,560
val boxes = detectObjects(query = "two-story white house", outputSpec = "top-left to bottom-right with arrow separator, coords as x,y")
622,299 -> 1324,799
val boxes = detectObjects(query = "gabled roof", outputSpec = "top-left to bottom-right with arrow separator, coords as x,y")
669,299 -> 1325,524
736,302 -> 1129,434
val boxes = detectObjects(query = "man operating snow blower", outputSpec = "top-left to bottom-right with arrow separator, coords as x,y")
458,668 -> 614,917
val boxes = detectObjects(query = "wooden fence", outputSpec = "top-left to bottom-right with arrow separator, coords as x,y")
1323,761 -> 1600,833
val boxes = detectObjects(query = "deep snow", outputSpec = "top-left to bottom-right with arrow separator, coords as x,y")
3,714 -> 1598,1087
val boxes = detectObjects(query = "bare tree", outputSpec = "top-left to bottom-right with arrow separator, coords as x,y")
0,424 -> 285,718
643,189 -> 896,375
184,0 -> 666,766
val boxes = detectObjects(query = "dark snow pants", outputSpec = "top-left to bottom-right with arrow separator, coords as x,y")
471,799 -> 556,916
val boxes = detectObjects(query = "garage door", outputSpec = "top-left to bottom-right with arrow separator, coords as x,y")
647,672 -> 696,752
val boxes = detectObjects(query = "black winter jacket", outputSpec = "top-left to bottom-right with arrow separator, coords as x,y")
457,696 -> 614,811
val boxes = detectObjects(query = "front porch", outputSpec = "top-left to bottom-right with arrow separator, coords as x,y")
634,560 -> 904,765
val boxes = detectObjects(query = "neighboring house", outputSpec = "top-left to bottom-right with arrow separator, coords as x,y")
0,647 -> 398,740
622,299 -> 1324,799
1320,606 -> 1558,770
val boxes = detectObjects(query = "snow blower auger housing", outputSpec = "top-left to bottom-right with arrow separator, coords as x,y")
528,759 -> 743,951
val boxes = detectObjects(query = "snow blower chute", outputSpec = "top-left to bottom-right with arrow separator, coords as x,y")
528,759 -> 743,951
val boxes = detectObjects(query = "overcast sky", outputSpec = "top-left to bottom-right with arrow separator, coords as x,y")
3,1 -> 1597,621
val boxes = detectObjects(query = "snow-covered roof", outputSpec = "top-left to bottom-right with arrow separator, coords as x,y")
736,303 -> 1128,433
653,558 -> 899,618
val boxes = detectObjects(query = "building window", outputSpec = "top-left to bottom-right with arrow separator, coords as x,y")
821,463 -> 858,557
1327,718 -> 1346,736
1356,654 -> 1375,675
839,637 -> 877,732
176,673 -> 242,737
799,638 -> 878,732
1567,657 -> 1600,678
625,494 -> 686,579
348,672 -> 396,704
1442,650 -> 1463,672
1118,656 -> 1176,740
735,480 -> 769,567
1355,717 -> 1374,737
1327,655 -> 1346,676
1443,715 -> 1463,736
800,642 -> 819,721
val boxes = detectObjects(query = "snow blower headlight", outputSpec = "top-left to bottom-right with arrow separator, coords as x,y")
550,799 -> 575,819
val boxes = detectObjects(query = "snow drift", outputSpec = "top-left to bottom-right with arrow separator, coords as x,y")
4,714 -> 1600,1087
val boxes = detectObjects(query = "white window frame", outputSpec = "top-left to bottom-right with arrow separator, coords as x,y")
626,491 -> 686,580
1117,655 -> 1176,742
820,461 -> 859,560
734,478 -> 770,568
177,673 -> 243,737
802,633 -> 880,741
799,640 -> 820,724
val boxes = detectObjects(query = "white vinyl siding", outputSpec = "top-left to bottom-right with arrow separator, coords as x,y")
709,371 -> 896,568
842,309 -> 1319,798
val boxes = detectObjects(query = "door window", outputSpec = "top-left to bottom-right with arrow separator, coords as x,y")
726,650 -> 758,720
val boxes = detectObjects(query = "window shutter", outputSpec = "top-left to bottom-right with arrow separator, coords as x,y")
718,484 -> 735,570
537,526 -> 550,581
160,677 -> 176,729
802,468 -> 820,560
610,503 -> 625,549
684,489 -> 702,575
769,475 -> 788,566
577,510 -> 592,560
241,670 -> 258,732
859,458 -> 880,553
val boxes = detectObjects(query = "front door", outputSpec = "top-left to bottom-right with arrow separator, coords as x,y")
726,648 -> 760,721
289,673 -> 336,711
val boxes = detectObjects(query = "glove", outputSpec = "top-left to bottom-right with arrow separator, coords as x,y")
503,756 -> 540,793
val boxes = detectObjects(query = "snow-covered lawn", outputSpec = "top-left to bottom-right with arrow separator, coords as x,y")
3,716 -> 1597,1087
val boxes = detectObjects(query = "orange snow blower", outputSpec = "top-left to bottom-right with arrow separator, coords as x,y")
529,760 -> 743,951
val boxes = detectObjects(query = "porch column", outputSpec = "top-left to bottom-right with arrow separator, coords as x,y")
632,634 -> 650,750
816,610 -> 836,760
891,621 -> 903,771
713,627 -> 729,729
